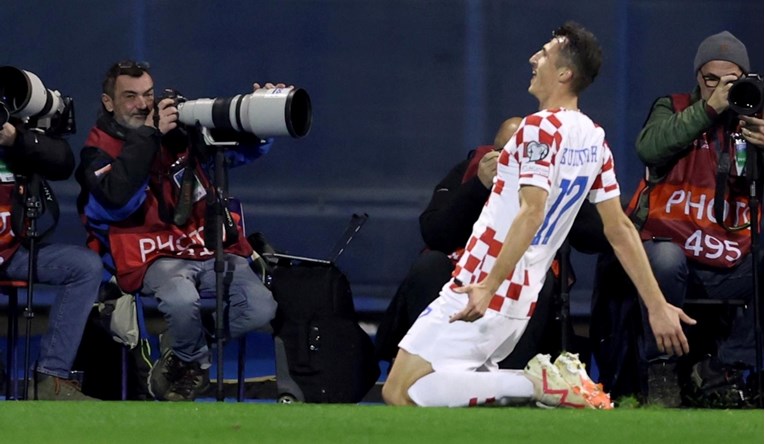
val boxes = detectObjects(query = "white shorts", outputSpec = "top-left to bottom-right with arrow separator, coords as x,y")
398,289 -> 529,372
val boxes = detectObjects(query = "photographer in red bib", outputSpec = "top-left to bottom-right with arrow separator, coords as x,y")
76,61 -> 279,401
624,31 -> 762,406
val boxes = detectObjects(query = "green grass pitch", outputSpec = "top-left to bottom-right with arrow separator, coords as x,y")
0,402 -> 761,443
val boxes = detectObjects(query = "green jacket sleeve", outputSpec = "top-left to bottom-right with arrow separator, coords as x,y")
635,91 -> 714,180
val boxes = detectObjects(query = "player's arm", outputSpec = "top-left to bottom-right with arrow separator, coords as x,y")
595,196 -> 696,356
450,185 -> 547,322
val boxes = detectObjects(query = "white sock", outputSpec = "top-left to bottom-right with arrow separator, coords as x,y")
407,370 -> 534,407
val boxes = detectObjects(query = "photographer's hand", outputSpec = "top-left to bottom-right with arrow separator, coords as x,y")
0,123 -> 17,147
253,82 -> 288,91
739,115 -> 764,147
145,98 -> 178,135
477,150 -> 500,189
706,74 -> 739,114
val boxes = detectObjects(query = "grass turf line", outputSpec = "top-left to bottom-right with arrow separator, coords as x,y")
0,402 -> 760,443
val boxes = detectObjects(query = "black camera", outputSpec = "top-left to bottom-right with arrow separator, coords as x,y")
729,73 -> 763,116
159,88 -> 186,107
159,86 -> 311,139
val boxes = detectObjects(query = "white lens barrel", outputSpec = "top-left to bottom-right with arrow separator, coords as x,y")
0,67 -> 62,119
14,70 -> 47,117
177,98 -> 217,128
240,88 -> 293,137
176,86 -> 311,138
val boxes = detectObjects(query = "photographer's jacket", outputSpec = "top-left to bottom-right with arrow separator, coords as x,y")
627,89 -> 754,268
419,146 -> 495,256
76,115 -> 270,292
0,127 -> 73,266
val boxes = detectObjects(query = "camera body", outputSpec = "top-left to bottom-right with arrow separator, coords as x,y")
160,86 -> 311,139
159,88 -> 187,107
729,73 -> 763,116
0,66 -> 76,135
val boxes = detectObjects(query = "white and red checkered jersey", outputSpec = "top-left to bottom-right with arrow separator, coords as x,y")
449,108 -> 620,319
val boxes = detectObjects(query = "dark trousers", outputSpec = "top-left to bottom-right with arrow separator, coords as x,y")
640,239 -> 756,367
591,242 -> 759,399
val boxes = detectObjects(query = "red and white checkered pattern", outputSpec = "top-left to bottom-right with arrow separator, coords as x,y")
450,108 -> 621,318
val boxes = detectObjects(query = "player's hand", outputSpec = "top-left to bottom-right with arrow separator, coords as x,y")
477,150 -> 500,188
739,115 -> 764,147
649,303 -> 696,356
449,282 -> 493,323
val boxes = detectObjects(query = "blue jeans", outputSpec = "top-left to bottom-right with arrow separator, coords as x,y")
640,239 -> 756,366
0,243 -> 102,379
140,255 -> 277,365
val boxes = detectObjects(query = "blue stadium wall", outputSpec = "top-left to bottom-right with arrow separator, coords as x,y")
2,1 -> 762,313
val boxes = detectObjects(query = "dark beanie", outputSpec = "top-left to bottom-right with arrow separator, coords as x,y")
694,31 -> 750,73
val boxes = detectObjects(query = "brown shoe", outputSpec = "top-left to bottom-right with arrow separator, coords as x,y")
30,373 -> 98,401
148,349 -> 186,400
164,361 -> 210,402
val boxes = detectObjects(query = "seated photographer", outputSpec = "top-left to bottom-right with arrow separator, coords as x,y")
75,60 -> 278,402
0,120 -> 102,400
596,30 -> 762,407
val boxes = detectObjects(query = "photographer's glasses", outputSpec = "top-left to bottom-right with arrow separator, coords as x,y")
699,71 -> 744,89
700,73 -> 723,88
116,60 -> 150,75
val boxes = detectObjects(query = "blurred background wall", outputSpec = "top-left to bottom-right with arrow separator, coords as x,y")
2,0 -> 762,313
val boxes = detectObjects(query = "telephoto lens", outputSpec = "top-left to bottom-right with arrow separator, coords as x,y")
729,74 -> 763,116
176,87 -> 311,138
0,66 -> 66,119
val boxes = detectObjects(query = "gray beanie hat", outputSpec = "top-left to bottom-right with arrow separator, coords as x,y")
694,31 -> 750,73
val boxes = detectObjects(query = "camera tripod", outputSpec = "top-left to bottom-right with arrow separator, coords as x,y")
198,126 -> 240,402
715,117 -> 763,407
743,141 -> 763,408
15,175 -> 44,400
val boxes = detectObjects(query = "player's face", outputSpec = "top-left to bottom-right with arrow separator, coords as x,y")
102,73 -> 155,129
528,37 -> 565,102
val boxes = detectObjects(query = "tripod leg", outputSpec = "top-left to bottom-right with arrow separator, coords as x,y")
557,240 -> 572,352
22,237 -> 37,400
6,287 -> 19,400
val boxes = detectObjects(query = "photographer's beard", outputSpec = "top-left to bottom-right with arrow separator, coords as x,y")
101,94 -> 152,130
113,108 -> 150,130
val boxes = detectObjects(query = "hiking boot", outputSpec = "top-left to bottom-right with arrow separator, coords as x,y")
164,361 -> 210,402
524,353 -> 589,409
148,349 -> 186,400
682,356 -> 752,408
30,373 -> 98,401
646,358 -> 681,408
553,352 -> 613,410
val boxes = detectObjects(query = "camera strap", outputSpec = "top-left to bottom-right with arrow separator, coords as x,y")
173,161 -> 195,226
172,127 -> 200,226
203,189 -> 239,250
713,133 -> 750,232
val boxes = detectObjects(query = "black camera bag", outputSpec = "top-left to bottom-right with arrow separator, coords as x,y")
270,261 -> 379,403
